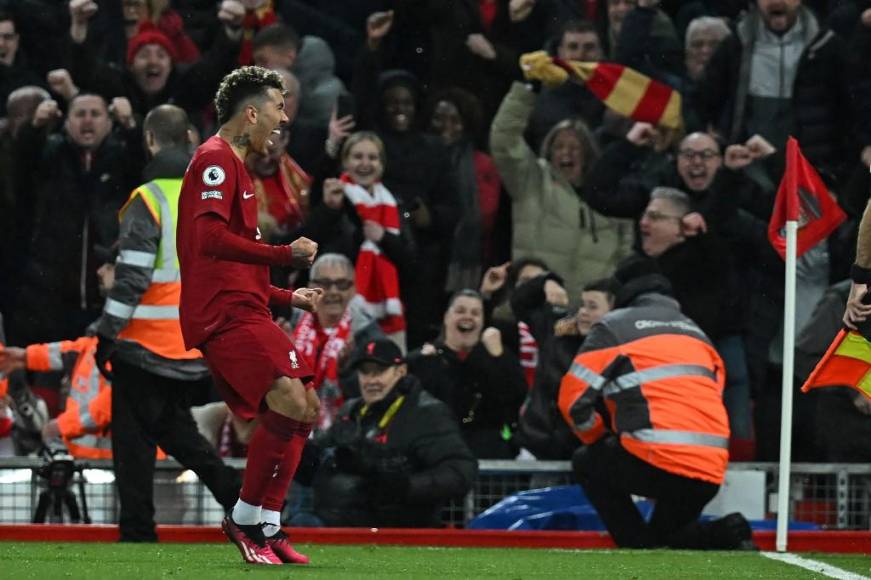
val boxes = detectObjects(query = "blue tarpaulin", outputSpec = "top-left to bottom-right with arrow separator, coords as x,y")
468,485 -> 819,531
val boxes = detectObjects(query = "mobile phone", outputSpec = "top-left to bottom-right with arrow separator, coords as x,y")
336,93 -> 355,119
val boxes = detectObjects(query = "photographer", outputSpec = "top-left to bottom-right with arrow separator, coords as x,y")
313,338 -> 476,528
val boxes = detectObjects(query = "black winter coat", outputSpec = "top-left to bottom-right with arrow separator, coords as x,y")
8,127 -> 138,345
407,341 -> 527,459
507,274 -> 591,460
313,376 -> 477,527
517,332 -> 584,460
0,56 -> 44,117
582,140 -> 776,242
698,8 -> 853,182
652,235 -> 743,341
418,0 -> 535,126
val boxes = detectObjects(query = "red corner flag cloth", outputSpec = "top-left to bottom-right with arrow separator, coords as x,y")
802,329 -> 871,401
767,137 -> 845,260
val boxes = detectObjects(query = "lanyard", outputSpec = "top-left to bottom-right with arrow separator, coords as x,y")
359,395 -> 405,434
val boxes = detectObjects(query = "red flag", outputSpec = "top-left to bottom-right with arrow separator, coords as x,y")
767,137 -> 845,260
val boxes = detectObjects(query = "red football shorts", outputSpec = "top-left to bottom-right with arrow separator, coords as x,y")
201,305 -> 313,420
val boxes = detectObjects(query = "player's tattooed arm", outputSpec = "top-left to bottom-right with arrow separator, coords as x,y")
289,237 -> 318,269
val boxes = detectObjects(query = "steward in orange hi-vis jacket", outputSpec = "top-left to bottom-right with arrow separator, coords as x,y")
558,257 -> 753,550
25,337 -> 112,459
2,334 -> 169,461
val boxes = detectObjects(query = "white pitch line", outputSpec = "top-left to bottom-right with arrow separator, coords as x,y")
761,551 -> 869,580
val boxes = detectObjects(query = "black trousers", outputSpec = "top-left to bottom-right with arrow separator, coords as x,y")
111,359 -> 240,542
572,436 -> 720,549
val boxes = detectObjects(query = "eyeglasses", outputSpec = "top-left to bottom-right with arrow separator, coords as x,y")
310,278 -> 354,291
0,33 -> 17,42
641,210 -> 683,222
678,149 -> 720,161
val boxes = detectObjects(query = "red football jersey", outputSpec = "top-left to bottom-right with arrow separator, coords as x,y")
177,135 -> 270,348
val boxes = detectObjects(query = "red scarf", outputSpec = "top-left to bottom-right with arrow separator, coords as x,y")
254,153 -> 311,234
341,174 -> 405,333
292,310 -> 352,389
238,1 -> 278,65
518,321 -> 538,389
291,310 -> 352,430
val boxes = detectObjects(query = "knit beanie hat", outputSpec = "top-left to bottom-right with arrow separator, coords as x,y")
612,254 -> 673,308
127,21 -> 177,65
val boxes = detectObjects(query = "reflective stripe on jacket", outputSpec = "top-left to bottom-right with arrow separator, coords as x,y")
26,337 -> 113,460
557,293 -> 730,485
113,179 -> 201,360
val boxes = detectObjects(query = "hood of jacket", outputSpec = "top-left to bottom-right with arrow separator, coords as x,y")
142,146 -> 191,181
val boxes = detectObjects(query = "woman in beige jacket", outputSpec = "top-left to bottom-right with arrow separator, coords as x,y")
490,81 -> 634,302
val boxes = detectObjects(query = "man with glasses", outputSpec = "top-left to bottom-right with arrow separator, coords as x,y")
637,187 -> 752,451
675,133 -> 722,193
583,125 -> 773,237
289,253 -> 382,432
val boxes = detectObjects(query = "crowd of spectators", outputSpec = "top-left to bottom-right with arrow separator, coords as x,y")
0,0 -> 870,528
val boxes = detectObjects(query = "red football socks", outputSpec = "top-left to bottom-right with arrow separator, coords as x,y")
239,410 -> 310,507
263,424 -> 313,512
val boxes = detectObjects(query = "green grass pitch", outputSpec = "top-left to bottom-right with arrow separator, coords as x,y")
2,542 -> 870,579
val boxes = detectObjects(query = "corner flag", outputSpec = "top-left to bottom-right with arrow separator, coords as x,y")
801,329 -> 871,401
767,137 -> 845,260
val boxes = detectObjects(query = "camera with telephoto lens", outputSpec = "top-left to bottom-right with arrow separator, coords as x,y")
33,445 -> 91,524
37,446 -> 76,490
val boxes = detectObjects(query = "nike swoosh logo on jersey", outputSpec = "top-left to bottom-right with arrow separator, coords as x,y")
242,191 -> 254,199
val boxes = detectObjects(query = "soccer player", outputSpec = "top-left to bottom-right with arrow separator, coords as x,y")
177,66 -> 322,565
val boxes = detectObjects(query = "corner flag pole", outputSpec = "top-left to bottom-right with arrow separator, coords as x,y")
775,220 -> 798,552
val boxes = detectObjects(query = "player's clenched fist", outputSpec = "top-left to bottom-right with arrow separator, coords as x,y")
289,236 -> 318,268
291,287 -> 323,313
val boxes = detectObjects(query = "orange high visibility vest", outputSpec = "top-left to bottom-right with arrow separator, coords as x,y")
559,333 -> 730,485
108,180 -> 201,360
27,337 -> 113,459
26,337 -> 167,460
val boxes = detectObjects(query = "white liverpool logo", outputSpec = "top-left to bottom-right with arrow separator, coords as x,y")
289,351 -> 299,369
